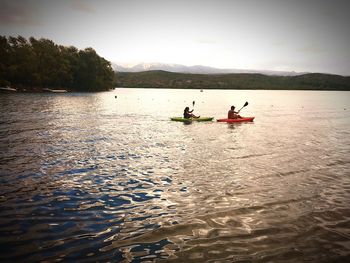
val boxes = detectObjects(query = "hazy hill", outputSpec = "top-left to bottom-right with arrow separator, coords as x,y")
113,62 -> 304,76
115,70 -> 350,91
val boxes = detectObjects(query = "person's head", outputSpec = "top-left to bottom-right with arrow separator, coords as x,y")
231,106 -> 235,110
184,107 -> 189,112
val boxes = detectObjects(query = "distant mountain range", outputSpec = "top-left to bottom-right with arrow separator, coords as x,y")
112,62 -> 306,76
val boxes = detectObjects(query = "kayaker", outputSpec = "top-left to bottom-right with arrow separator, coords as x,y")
228,106 -> 241,119
184,107 -> 199,118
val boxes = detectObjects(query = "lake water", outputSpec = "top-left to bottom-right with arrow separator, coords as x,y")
0,88 -> 350,262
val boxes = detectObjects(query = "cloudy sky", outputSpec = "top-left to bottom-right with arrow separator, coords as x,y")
1,0 -> 350,75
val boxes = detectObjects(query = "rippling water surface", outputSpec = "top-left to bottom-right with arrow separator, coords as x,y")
1,89 -> 350,262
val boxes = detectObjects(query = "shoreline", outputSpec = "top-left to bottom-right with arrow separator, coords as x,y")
2,86 -> 350,93
115,70 -> 350,91
114,86 -> 350,91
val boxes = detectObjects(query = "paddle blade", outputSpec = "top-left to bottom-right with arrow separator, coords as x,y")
192,101 -> 195,106
237,101 -> 249,113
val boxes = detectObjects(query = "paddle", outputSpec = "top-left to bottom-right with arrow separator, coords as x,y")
191,100 -> 199,118
237,101 -> 248,113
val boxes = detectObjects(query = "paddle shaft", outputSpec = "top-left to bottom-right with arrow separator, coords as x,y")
237,102 -> 248,113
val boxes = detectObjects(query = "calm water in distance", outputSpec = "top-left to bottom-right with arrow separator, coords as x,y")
0,88 -> 350,262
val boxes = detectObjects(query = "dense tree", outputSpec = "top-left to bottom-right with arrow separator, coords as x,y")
0,36 -> 11,86
0,35 -> 115,91
74,48 -> 115,91
6,36 -> 36,87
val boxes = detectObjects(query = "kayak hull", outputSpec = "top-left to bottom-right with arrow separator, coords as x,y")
217,117 -> 255,123
170,117 -> 214,122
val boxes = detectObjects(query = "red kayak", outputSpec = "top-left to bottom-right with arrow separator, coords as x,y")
217,117 -> 255,123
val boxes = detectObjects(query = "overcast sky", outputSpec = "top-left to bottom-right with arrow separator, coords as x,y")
1,0 -> 350,75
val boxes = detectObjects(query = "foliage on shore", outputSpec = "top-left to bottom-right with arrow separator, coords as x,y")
0,35 -> 115,92
115,70 -> 350,91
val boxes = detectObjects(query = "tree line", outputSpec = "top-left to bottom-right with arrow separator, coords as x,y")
115,70 -> 350,91
0,35 -> 115,91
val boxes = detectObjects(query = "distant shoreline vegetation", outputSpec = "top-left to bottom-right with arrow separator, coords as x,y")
116,71 -> 350,91
0,35 -> 115,92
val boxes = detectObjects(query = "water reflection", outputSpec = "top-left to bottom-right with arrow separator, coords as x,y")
0,90 -> 350,262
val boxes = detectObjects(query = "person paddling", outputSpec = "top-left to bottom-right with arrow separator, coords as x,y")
228,105 -> 242,119
184,106 -> 199,118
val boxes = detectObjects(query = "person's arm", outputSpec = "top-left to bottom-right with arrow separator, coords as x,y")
189,109 -> 193,113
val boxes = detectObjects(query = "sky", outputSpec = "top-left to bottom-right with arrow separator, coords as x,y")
1,0 -> 350,75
